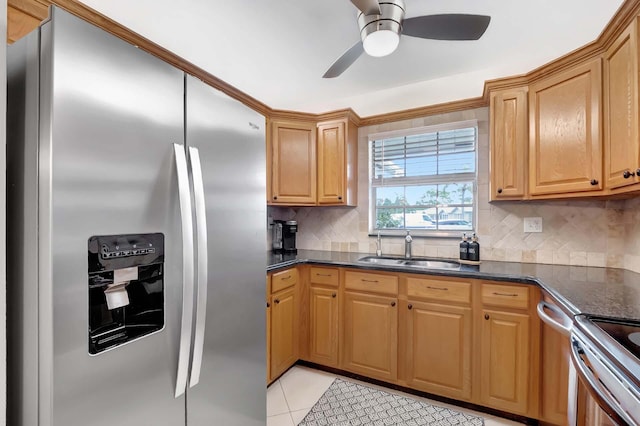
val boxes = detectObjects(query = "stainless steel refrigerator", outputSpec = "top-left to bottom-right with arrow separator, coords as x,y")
7,7 -> 266,426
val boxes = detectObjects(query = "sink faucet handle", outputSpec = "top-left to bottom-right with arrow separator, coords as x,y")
405,230 -> 412,259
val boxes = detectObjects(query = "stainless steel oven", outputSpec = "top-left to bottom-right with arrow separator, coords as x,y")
570,316 -> 640,426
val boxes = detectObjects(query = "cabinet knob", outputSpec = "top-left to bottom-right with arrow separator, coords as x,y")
497,188 -> 503,194
408,304 -> 413,310
623,170 -> 635,179
391,301 -> 396,307
484,313 -> 490,320
590,179 -> 599,186
266,302 -> 270,308
274,299 -> 280,304
331,292 -> 336,298
636,168 -> 640,176
338,196 -> 342,200
273,196 -> 278,200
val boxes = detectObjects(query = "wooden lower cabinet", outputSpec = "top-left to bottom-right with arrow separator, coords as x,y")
479,309 -> 531,415
342,291 -> 398,381
270,286 -> 298,380
405,300 -> 472,400
308,286 -> 339,366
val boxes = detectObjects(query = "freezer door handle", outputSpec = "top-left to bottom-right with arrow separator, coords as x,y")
188,146 -> 208,388
173,144 -> 196,398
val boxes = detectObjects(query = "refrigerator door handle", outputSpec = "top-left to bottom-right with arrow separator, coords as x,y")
188,146 -> 208,388
173,143 -> 196,398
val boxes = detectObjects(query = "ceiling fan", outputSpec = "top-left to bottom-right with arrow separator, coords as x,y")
323,0 -> 491,78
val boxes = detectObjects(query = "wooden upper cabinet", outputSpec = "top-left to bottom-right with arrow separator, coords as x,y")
317,120 -> 358,206
270,121 -> 317,205
604,18 -> 640,191
490,88 -> 529,200
8,0 -> 49,44
529,59 -> 603,196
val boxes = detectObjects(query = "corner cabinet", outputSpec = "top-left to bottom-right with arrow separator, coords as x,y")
269,121 -> 317,205
490,88 -> 529,200
604,17 -> 640,191
267,115 -> 357,206
529,59 -> 603,196
317,120 -> 358,206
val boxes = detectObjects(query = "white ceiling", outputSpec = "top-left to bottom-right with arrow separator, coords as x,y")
78,0 -> 624,117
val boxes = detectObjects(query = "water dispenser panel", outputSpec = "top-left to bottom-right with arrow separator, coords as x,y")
88,233 -> 164,355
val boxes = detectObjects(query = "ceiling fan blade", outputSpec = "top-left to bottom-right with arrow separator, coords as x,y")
323,42 -> 365,78
402,14 -> 491,40
350,0 -> 381,16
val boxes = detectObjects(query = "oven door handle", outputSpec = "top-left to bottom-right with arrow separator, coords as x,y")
570,337 -> 634,426
537,301 -> 572,336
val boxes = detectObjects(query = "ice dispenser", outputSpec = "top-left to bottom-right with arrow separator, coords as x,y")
88,233 -> 164,355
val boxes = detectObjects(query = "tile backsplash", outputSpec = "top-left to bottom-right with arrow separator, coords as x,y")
269,107 -> 640,273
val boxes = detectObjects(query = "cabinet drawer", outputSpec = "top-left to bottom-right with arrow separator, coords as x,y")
481,283 -> 529,310
309,267 -> 339,286
344,270 -> 398,295
407,277 -> 471,304
271,268 -> 298,293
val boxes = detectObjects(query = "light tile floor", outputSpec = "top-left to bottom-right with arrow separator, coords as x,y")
267,365 -> 525,426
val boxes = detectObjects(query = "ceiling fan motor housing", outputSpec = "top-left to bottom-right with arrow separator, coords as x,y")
358,0 -> 406,53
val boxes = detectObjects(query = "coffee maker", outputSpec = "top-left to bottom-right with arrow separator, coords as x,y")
272,220 -> 298,253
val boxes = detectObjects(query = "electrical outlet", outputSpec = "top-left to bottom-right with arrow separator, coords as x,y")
524,217 -> 543,233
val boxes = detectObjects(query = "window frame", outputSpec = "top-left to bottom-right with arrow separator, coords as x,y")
368,119 -> 478,238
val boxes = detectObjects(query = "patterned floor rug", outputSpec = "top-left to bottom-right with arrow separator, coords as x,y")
298,378 -> 485,426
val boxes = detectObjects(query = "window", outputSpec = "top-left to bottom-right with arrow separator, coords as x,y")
369,120 -> 477,237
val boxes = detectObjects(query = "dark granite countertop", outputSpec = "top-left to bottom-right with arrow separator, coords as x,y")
267,249 -> 640,322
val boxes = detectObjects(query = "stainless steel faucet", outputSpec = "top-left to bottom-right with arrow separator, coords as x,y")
405,230 -> 413,259
376,231 -> 382,257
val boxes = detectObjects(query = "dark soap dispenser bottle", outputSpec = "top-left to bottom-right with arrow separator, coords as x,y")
468,233 -> 480,262
459,233 -> 469,260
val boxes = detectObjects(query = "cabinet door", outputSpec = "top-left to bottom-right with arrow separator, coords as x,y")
480,309 -> 530,415
266,277 -> 271,383
342,291 -> 398,381
317,121 -> 346,204
271,121 -> 316,205
308,286 -> 339,366
490,88 -> 528,200
529,59 -> 602,195
604,20 -> 640,190
405,301 -> 472,400
270,287 -> 298,380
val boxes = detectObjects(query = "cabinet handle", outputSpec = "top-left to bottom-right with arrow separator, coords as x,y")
316,273 -> 332,277
266,302 -> 270,308
590,179 -> 599,186
281,275 -> 291,280
361,279 -> 379,283
623,170 -> 635,179
331,292 -> 337,298
497,188 -> 503,194
636,168 -> 640,176
274,299 -> 280,304
273,196 -> 278,200
493,292 -> 518,297
408,304 -> 413,310
484,313 -> 490,320
338,196 -> 343,200
427,286 -> 448,291
391,301 -> 396,307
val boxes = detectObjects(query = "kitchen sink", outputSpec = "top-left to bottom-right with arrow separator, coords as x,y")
357,256 -> 460,270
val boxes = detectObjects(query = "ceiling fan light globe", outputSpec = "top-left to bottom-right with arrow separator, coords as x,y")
363,30 -> 400,57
